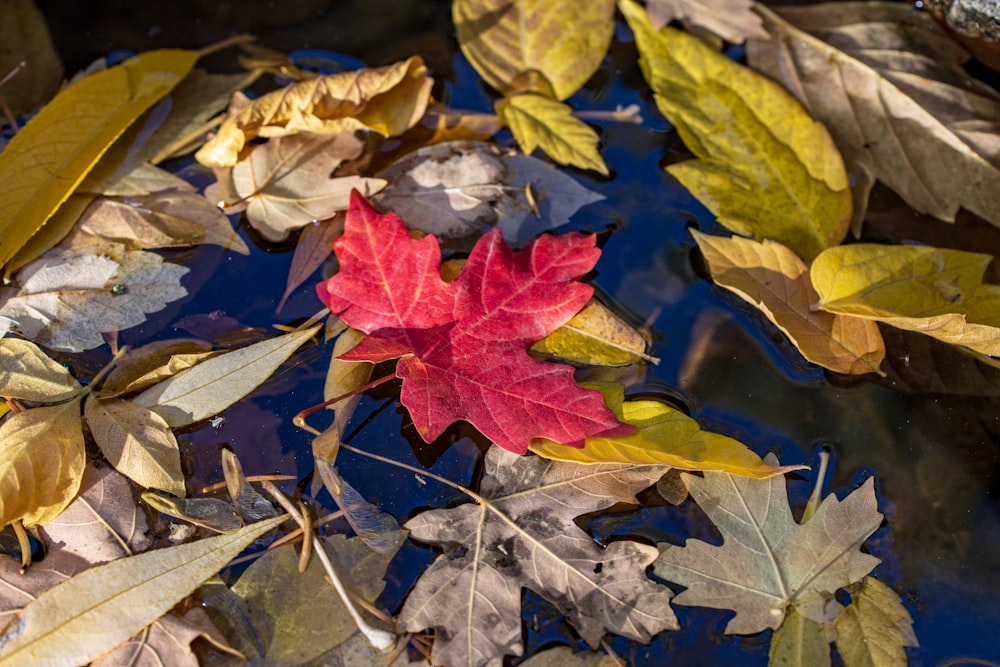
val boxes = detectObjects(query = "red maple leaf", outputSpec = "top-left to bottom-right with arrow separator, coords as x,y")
316,191 -> 633,454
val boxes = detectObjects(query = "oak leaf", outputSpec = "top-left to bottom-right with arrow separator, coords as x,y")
646,0 -> 768,42
398,447 -> 677,667
317,192 -> 630,454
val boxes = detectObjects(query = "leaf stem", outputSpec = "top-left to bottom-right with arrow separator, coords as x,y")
802,449 -> 830,523
293,373 -> 396,435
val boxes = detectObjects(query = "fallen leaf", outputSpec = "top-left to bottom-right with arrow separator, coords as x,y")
317,192 -> 629,454
2,194 -> 97,276
520,646 -> 620,667
84,397 -> 185,497
315,326 -> 372,464
691,231 -> 885,375
195,57 -> 432,168
768,607 -> 831,667
834,577 -> 917,667
0,514 -> 285,667
654,456 -> 882,634
0,248 -> 189,353
142,494 -> 243,534
278,213 -> 345,312
0,398 -> 85,529
374,140 -> 605,250
646,0 -> 768,42
529,298 -> 654,366
620,0 -> 852,261
810,244 -> 1000,356
98,339 -> 215,398
748,3 -> 1000,233
496,93 -> 609,175
399,447 -> 677,667
80,162 -> 196,198
0,338 -> 81,402
452,0 -> 615,100
133,326 -> 319,427
531,383 -> 804,478
0,0 -> 63,117
93,607 -> 238,667
0,49 -> 198,267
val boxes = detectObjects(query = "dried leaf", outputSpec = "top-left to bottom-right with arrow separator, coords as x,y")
520,647 -> 620,667
0,338 -> 81,402
84,397 -> 185,497
227,132 -> 386,241
810,244 -> 1000,356
80,162 -> 196,198
530,298 -> 653,366
399,447 -> 677,667
496,93 -> 609,175
654,457 -> 882,634
0,398 -> 85,529
768,607 -> 831,667
317,464 -> 400,553
99,339 -> 215,398
748,3 -> 1000,233
315,326 -> 372,463
93,607 -> 238,667
0,248 -> 189,353
142,494 -> 243,533
453,0 -> 615,100
375,140 -> 605,250
646,0 -> 768,42
195,57 -> 432,168
531,383 -> 804,478
278,213 -> 344,312
0,49 -> 198,267
133,326 -> 318,427
692,231 -> 885,375
0,514 -> 285,667
620,0 -> 851,261
834,577 -> 917,667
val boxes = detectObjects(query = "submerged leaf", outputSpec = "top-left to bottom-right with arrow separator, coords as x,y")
0,338 -> 81,402
620,0 -> 851,261
497,93 -> 609,175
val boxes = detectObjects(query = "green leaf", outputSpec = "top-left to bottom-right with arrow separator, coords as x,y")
497,93 -> 609,174
834,577 -> 917,667
619,0 -> 851,261
0,49 -> 199,268
0,338 -> 81,402
0,515 -> 285,667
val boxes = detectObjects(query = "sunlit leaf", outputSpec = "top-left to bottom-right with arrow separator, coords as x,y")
0,49 -> 198,267
620,0 -> 851,261
0,514 -> 285,667
0,398 -> 85,529
834,577 -> 917,667
531,383 -> 804,478
646,0 -> 768,42
0,338 -> 81,402
195,57 -> 432,168
810,244 -> 1000,357
497,93 -> 609,175
530,298 -> 654,366
691,231 -> 885,375
133,326 -> 319,427
98,339 -> 215,398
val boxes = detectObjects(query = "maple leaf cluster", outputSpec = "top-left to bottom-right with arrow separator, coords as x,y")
316,191 -> 633,454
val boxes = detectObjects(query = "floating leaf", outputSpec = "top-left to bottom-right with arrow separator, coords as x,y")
520,646 -> 619,667
133,326 -> 318,427
142,494 -> 243,533
654,457 -> 881,634
810,244 -> 1000,356
769,607 -> 831,667
0,338 -> 81,402
0,49 -> 198,267
834,577 -> 917,667
646,0 -> 768,42
529,298 -> 654,366
620,0 -> 851,261
0,514 -> 285,667
531,383 -> 803,478
278,214 -> 345,312
84,397 -> 185,497
748,2 -> 1000,233
315,326 -> 372,464
399,447 -> 676,667
496,93 -> 609,175
691,231 -> 885,375
93,607 -> 239,667
195,57 -> 432,168
453,0 -> 615,100
0,398 -> 85,529
99,339 -> 215,398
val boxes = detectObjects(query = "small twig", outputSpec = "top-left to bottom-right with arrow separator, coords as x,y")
293,373 -> 396,436
296,499 -> 313,573
12,521 -> 31,571
574,104 -> 643,124
197,34 -> 256,58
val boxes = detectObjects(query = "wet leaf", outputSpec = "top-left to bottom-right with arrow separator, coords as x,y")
317,193 -> 629,455
620,0 -> 851,261
0,0 -> 63,116
84,397 -> 185,497
646,0 -> 768,42
453,0 -> 615,100
654,456 -> 882,634
496,93 -> 609,175
834,577 -> 917,667
748,3 -> 1000,233
316,464 -> 400,553
375,140 -> 605,250
221,450 -> 276,524
133,326 -> 318,427
226,132 -> 386,241
0,248 -> 189,353
0,49 -> 198,267
768,607 -> 831,667
0,514 -> 285,667
0,338 -> 81,402
0,398 -> 85,529
810,244 -> 1000,357
195,57 -> 432,168
142,494 -> 243,534
98,339 -> 215,398
531,383 -> 804,478
691,231 -> 885,375
278,213 -> 345,312
315,327 -> 372,465
529,298 -> 653,366
92,607 -> 239,667
399,447 -> 676,667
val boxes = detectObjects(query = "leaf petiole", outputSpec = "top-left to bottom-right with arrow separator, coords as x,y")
293,372 -> 395,435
